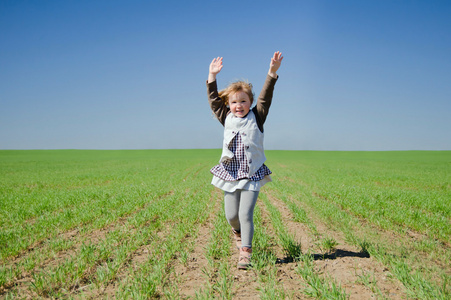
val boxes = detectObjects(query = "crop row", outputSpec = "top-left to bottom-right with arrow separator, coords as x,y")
265,150 -> 450,298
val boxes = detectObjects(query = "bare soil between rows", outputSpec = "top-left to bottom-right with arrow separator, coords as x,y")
265,191 -> 405,299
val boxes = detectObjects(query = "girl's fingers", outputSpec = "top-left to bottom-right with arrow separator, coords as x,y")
273,51 -> 283,62
213,57 -> 223,64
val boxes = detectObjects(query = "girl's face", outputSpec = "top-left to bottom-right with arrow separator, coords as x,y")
229,91 -> 251,118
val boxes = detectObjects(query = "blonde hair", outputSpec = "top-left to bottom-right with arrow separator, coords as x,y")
218,80 -> 254,106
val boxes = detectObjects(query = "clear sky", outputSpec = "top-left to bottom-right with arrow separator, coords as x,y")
1,0 -> 450,150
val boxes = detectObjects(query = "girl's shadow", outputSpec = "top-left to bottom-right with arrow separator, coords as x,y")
276,248 -> 370,264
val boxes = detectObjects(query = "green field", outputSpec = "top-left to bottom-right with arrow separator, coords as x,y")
1,150 -> 450,299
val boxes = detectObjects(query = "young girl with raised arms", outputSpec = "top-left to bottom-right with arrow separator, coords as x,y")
207,51 -> 283,269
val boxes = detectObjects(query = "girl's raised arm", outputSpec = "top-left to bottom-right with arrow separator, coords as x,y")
208,57 -> 223,83
268,51 -> 283,78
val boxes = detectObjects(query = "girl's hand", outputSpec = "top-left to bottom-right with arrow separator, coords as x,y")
208,57 -> 223,83
209,57 -> 223,75
268,51 -> 283,78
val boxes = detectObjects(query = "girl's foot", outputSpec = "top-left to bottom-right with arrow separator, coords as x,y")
232,228 -> 241,249
238,247 -> 252,270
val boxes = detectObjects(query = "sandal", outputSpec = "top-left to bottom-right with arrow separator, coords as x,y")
238,247 -> 252,270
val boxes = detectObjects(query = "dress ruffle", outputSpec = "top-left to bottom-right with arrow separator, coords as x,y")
211,175 -> 272,192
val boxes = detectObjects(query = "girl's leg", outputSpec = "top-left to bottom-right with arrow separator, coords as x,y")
238,190 -> 259,248
224,191 -> 240,231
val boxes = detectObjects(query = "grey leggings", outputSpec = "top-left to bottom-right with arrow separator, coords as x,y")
224,189 -> 259,248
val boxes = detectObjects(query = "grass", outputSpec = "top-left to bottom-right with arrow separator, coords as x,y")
266,150 -> 451,299
200,202 -> 234,299
1,149 -> 450,298
296,253 -> 349,299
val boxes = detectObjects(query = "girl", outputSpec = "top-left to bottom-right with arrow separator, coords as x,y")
207,51 -> 283,269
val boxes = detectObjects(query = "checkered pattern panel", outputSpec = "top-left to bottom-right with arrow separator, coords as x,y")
211,133 -> 272,181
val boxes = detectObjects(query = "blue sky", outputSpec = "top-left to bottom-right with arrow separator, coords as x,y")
1,0 -> 450,150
